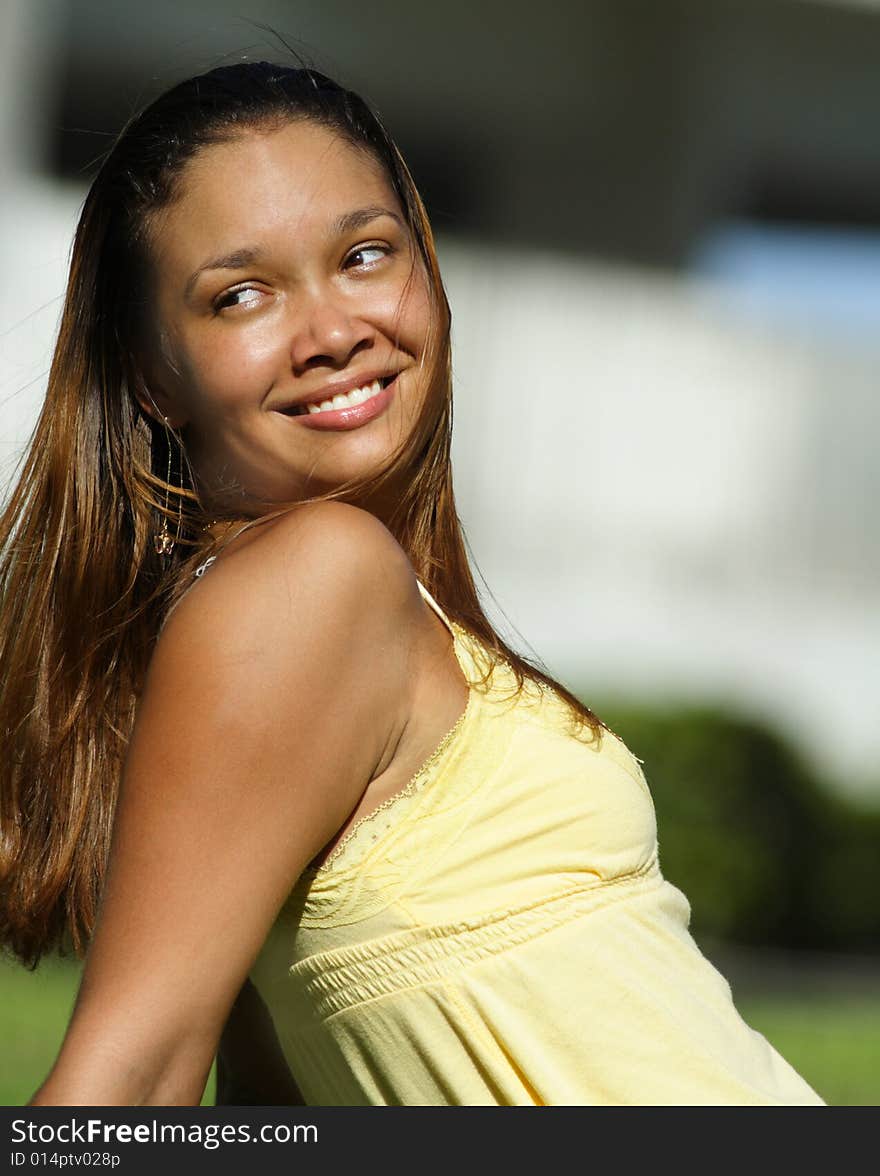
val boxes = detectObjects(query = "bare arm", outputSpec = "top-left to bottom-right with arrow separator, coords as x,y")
29,503 -> 414,1106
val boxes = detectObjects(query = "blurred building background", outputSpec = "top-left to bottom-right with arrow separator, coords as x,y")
1,0 -> 879,1107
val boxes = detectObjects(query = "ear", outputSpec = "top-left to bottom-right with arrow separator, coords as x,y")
132,369 -> 188,431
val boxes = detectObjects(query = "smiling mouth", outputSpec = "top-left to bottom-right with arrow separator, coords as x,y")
282,375 -> 396,417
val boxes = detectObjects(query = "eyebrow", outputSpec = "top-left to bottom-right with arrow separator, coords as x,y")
183,206 -> 404,298
333,205 -> 403,236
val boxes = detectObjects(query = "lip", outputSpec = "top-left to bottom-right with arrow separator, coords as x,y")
273,370 -> 399,414
274,374 -> 397,431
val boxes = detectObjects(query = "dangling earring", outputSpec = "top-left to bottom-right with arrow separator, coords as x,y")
154,417 -> 182,556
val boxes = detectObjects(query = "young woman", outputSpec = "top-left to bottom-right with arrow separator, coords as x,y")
0,62 -> 823,1106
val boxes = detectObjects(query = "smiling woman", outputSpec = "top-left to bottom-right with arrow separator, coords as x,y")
0,61 -> 824,1107
130,117 -> 438,532
139,120 -> 432,513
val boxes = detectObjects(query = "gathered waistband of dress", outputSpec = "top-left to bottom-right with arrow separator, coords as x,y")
287,858 -> 662,1021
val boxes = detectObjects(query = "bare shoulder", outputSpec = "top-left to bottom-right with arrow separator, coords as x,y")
245,498 -> 412,577
149,502 -> 420,804
162,501 -> 416,654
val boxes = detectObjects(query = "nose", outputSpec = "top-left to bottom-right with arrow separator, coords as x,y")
288,286 -> 375,374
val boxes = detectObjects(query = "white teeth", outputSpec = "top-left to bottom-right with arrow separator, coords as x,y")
302,379 -> 385,415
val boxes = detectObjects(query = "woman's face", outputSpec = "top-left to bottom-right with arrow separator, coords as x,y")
139,119 -> 434,514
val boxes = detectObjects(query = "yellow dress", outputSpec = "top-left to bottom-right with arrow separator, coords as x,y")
249,580 -> 825,1106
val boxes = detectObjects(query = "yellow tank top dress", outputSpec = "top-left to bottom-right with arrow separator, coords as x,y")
247,579 -> 825,1106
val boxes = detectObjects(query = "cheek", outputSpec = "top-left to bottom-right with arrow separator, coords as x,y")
177,325 -> 283,413
383,275 -> 433,354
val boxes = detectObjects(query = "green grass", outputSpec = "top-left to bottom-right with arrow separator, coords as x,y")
0,955 -> 216,1106
737,993 -> 880,1106
1,954 -> 877,1106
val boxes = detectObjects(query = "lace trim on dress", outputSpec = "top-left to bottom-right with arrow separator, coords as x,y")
303,622 -> 475,877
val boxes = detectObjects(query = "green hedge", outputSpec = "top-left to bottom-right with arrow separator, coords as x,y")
591,701 -> 880,952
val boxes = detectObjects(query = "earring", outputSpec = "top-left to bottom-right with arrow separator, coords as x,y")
154,417 -> 182,556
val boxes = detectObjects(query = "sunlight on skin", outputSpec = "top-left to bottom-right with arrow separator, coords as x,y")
138,120 -> 435,523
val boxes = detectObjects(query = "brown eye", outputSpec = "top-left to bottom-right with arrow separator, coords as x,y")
214,286 -> 263,312
345,245 -> 390,270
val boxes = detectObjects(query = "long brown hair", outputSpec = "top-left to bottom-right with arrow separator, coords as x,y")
0,62 -> 605,970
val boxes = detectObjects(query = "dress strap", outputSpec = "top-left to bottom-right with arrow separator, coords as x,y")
416,579 -> 456,638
